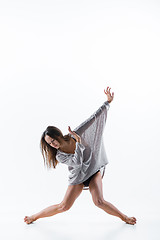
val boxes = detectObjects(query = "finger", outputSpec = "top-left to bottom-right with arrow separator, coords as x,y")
107,87 -> 111,93
106,89 -> 110,95
68,126 -> 72,133
106,86 -> 109,91
104,89 -> 107,95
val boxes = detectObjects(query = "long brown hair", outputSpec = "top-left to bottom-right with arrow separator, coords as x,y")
40,126 -> 72,169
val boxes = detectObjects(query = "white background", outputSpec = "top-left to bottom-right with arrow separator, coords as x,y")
0,0 -> 160,239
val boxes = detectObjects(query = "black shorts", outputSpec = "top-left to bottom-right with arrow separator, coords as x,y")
83,170 -> 100,187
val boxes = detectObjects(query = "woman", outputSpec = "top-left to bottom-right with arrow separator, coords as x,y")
24,86 -> 136,225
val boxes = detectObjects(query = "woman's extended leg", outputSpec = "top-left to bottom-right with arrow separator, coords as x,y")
89,171 -> 137,225
24,183 -> 84,224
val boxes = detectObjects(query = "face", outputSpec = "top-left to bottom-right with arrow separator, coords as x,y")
44,135 -> 60,149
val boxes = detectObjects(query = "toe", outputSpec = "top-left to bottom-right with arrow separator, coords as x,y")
125,217 -> 137,225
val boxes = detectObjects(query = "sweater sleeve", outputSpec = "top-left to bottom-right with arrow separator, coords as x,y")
56,142 -> 85,167
73,101 -> 110,135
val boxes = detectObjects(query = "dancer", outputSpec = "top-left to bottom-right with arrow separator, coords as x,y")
24,86 -> 136,225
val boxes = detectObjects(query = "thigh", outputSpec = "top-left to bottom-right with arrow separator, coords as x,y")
83,170 -> 100,187
60,183 -> 84,209
89,171 -> 104,202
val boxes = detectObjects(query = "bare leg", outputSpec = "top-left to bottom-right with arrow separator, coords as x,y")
89,172 -> 137,225
24,183 -> 84,224
96,199 -> 137,225
24,203 -> 63,224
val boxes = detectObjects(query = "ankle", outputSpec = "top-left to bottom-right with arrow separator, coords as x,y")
120,214 -> 127,222
31,215 -> 38,221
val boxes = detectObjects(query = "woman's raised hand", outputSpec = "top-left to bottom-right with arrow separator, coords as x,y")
68,126 -> 81,143
104,86 -> 114,103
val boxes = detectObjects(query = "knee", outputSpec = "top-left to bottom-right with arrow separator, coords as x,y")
93,198 -> 104,207
58,202 -> 72,212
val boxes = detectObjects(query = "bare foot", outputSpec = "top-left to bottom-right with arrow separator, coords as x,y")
24,215 -> 36,224
123,215 -> 137,225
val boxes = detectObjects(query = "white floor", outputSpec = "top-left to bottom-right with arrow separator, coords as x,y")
1,212 -> 160,240
1,193 -> 160,240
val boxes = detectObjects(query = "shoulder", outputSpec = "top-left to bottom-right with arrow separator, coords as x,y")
56,150 -> 72,163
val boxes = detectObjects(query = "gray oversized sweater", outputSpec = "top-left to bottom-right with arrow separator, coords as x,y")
56,100 -> 110,190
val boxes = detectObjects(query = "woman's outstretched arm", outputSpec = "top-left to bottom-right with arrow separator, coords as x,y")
73,86 -> 114,135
